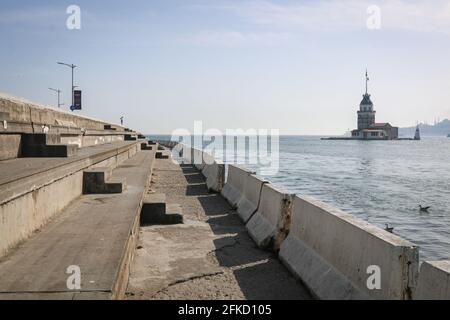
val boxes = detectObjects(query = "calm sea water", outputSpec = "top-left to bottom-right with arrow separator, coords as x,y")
149,135 -> 450,261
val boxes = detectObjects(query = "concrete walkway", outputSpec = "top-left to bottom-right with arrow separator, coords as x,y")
127,158 -> 312,300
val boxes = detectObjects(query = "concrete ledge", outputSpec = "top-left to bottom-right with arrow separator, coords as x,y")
236,174 -> 267,223
279,195 -> 419,300
414,261 -> 450,300
221,165 -> 256,209
246,183 -> 293,251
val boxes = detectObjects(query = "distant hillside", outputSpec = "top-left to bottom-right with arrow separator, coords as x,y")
400,119 -> 450,137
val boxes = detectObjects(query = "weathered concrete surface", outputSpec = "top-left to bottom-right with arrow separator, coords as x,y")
0,150 -> 155,300
236,174 -> 267,224
0,92 -> 115,131
0,141 -> 140,259
0,93 -> 141,153
0,134 -> 21,161
279,195 -> 419,300
414,260 -> 450,300
246,183 -> 292,251
201,153 -> 225,193
221,165 -> 255,209
126,159 -> 312,300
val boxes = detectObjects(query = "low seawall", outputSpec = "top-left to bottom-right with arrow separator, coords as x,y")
216,159 -> 448,300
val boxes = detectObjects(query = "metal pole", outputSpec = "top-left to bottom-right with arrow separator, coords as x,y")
49,88 -> 62,108
71,66 -> 74,108
57,62 -> 77,111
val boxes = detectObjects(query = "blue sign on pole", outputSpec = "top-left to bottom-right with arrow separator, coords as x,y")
71,90 -> 82,111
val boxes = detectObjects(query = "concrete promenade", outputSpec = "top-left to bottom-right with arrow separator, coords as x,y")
126,156 -> 312,300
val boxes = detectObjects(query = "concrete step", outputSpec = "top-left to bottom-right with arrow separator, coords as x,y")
140,193 -> 183,225
124,134 -> 137,141
141,142 -> 154,151
21,133 -> 78,158
156,151 -> 169,159
83,168 -> 127,194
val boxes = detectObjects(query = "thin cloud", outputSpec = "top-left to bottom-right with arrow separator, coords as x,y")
0,7 -> 63,25
182,30 -> 292,48
213,0 -> 450,34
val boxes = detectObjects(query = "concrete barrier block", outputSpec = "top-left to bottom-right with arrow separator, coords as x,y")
236,174 -> 267,223
246,183 -> 293,251
279,195 -> 419,300
193,148 -> 205,170
414,261 -> 450,300
202,160 -> 225,193
221,165 -> 255,209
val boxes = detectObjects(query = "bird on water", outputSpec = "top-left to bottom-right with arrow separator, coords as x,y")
385,224 -> 394,233
419,205 -> 430,212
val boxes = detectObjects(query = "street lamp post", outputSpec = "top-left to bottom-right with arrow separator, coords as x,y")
48,88 -> 63,108
57,62 -> 77,110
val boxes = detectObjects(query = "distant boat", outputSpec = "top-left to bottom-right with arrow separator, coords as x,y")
414,126 -> 421,141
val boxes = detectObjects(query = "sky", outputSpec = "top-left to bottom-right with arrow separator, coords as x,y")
1,0 -> 450,135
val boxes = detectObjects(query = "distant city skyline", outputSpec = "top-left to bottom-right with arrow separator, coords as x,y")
1,0 -> 450,135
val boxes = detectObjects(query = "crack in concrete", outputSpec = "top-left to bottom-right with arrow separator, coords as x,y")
209,239 -> 240,254
149,271 -> 225,298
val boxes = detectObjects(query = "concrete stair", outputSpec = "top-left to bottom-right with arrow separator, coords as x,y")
156,147 -> 170,159
21,133 -> 78,158
83,167 -> 127,194
141,142 -> 154,151
124,134 -> 137,141
140,193 -> 183,225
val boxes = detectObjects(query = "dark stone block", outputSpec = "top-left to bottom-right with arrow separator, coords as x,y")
124,134 -> 137,141
140,196 -> 183,225
156,152 -> 169,159
83,168 -> 126,194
